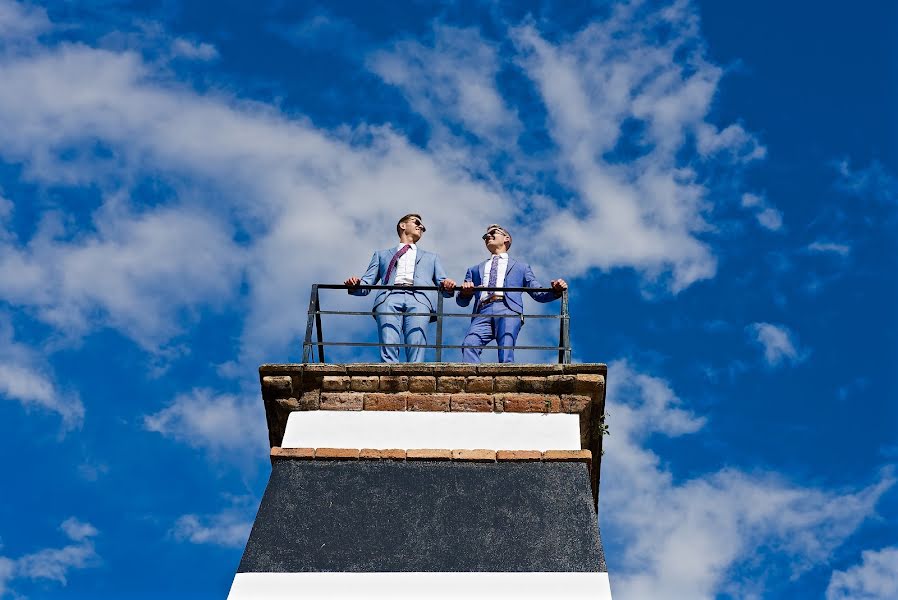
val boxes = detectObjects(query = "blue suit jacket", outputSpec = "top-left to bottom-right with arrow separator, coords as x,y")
455,257 -> 559,314
350,247 -> 450,321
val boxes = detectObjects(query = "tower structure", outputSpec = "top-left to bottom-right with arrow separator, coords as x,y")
227,362 -> 612,599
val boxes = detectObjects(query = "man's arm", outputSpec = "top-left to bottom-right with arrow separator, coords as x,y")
345,252 -> 380,296
524,264 -> 567,303
432,254 -> 456,294
456,268 -> 476,307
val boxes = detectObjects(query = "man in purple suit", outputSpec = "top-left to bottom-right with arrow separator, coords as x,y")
456,224 -> 567,363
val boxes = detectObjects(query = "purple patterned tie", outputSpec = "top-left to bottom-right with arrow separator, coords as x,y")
487,255 -> 500,289
384,244 -> 411,284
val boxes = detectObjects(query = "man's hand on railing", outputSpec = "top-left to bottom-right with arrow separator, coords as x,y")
441,278 -> 457,292
459,281 -> 476,298
551,279 -> 568,294
344,276 -> 361,287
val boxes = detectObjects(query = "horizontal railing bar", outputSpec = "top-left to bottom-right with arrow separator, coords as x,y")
319,284 -> 560,293
306,341 -> 564,350
314,310 -> 560,319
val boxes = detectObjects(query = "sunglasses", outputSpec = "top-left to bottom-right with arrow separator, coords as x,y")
482,229 -> 506,240
407,218 -> 426,232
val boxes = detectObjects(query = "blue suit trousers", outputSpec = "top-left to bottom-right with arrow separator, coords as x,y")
375,291 -> 432,363
461,301 -> 523,363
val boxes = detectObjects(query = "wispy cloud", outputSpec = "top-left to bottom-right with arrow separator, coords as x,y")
143,388 -> 267,457
603,360 -> 893,599
0,517 -> 100,597
741,192 -> 784,232
170,496 -> 255,548
0,314 -> 83,427
747,322 -> 806,367
835,159 -> 898,205
806,241 -> 851,256
826,545 -> 898,600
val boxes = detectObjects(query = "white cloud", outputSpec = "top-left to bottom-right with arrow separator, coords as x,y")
603,360 -> 894,599
747,322 -> 805,367
171,509 -> 252,548
741,193 -> 783,231
370,25 -> 521,144
807,241 -> 851,256
835,159 -> 898,204
827,546 -> 898,600
0,314 -> 83,427
509,1 -> 764,291
0,0 -> 50,45
0,517 -> 99,597
143,388 -> 267,456
170,38 -> 218,61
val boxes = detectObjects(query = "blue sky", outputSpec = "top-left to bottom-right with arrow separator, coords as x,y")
0,1 -> 896,598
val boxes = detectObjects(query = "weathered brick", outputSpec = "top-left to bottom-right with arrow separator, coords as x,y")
406,449 -> 452,460
501,393 -> 560,413
262,375 -> 293,398
493,376 -> 518,392
299,364 -> 346,374
364,393 -> 407,411
518,376 -> 547,393
297,390 -> 320,410
389,363 -> 435,374
452,449 -> 497,462
350,376 -> 380,392
379,375 -> 409,392
450,394 -> 494,412
315,448 -> 360,460
321,376 -> 351,391
359,449 -> 406,460
437,376 -> 466,393
547,374 -> 577,394
320,392 -> 363,410
438,364 -> 478,376
542,449 -> 592,465
573,373 -> 605,395
271,447 -> 314,460
561,394 -> 592,413
406,393 -> 450,412
408,376 -> 437,392
496,450 -> 542,461
465,376 -> 493,393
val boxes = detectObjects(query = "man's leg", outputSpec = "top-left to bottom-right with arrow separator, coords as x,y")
403,295 -> 431,363
375,295 -> 403,363
462,303 -> 497,363
495,311 -> 523,363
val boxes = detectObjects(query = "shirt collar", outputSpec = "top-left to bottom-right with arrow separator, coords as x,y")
489,252 -> 508,259
398,243 -> 417,250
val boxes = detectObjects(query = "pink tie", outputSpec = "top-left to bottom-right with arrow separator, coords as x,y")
384,244 -> 411,284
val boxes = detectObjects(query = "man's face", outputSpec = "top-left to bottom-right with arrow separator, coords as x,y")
401,216 -> 426,242
483,228 -> 509,253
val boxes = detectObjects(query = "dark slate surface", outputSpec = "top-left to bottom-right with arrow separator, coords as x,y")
238,460 -> 606,573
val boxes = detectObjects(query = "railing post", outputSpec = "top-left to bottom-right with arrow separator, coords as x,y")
314,286 -> 325,363
302,284 -> 318,363
435,292 -> 444,362
559,289 -> 571,364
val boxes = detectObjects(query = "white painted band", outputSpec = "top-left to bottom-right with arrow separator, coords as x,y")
281,411 -> 581,451
228,572 -> 612,599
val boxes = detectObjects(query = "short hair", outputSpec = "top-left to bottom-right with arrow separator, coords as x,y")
485,224 -> 512,250
397,213 -> 423,236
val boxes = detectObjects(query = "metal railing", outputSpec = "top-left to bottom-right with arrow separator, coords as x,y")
302,284 -> 571,364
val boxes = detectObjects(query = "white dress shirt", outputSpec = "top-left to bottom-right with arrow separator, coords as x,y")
393,243 -> 417,285
480,252 -> 509,302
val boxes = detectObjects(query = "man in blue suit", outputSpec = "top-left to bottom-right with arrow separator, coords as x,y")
345,214 -> 456,362
457,224 -> 567,363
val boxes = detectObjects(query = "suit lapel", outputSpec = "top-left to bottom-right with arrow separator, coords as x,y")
478,259 -> 486,283
506,257 -> 518,283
